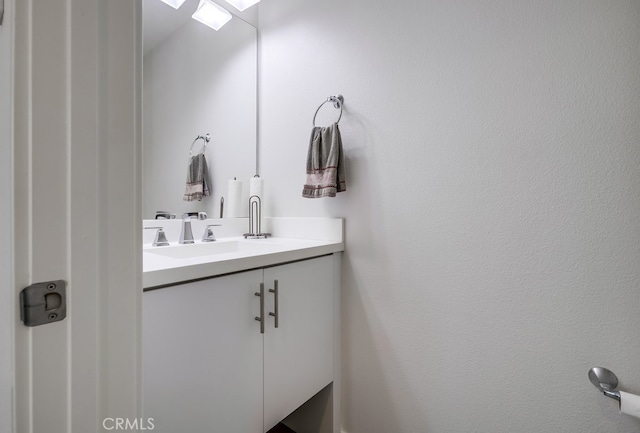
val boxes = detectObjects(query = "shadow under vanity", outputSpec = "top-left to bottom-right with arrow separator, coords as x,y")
142,217 -> 344,433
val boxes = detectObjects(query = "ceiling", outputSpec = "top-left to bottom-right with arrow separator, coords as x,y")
143,0 -> 202,55
143,0 -> 259,56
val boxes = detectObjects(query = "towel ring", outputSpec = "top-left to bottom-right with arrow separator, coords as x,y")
189,133 -> 211,155
313,95 -> 344,127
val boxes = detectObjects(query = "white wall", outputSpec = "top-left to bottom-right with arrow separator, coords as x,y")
143,16 -> 257,219
0,0 -> 14,431
259,1 -> 640,432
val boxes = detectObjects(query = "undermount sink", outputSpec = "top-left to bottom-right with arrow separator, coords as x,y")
142,218 -> 344,288
144,240 -> 274,259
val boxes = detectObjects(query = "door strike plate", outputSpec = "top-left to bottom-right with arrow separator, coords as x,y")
20,280 -> 67,326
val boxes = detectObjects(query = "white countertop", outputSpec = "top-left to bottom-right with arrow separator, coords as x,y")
143,218 -> 344,288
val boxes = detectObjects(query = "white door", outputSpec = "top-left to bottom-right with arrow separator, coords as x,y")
12,0 -> 142,432
143,271 -> 264,433
263,256 -> 335,432
1,0 -> 15,432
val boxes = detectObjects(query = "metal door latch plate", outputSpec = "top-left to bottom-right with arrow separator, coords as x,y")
20,280 -> 67,326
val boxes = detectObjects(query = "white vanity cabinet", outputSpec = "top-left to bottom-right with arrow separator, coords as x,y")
144,255 -> 337,433
143,269 -> 264,433
263,255 -> 334,432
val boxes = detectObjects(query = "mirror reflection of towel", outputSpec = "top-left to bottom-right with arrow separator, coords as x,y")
302,123 -> 346,198
183,153 -> 211,202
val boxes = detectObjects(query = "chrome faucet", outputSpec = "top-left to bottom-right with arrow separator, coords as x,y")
179,212 -> 207,244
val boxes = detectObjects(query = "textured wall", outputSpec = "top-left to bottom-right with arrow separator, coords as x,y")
259,1 -> 640,432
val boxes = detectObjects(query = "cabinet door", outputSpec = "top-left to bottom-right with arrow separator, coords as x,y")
144,270 -> 264,433
263,256 -> 334,431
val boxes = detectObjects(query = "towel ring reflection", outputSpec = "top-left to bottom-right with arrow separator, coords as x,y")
313,95 -> 344,127
189,133 -> 211,155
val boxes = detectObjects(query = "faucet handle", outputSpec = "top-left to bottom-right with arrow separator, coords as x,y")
182,212 -> 208,221
154,211 -> 176,220
202,224 -> 221,242
144,226 -> 170,247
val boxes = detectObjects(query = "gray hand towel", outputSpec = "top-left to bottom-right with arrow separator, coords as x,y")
302,123 -> 346,198
183,153 -> 211,202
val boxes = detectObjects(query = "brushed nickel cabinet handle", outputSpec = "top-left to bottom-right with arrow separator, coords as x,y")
255,283 -> 264,334
268,279 -> 279,328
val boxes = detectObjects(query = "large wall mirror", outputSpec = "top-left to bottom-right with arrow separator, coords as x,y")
143,0 -> 257,219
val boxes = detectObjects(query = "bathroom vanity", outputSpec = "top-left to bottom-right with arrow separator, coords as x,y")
143,218 -> 343,433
